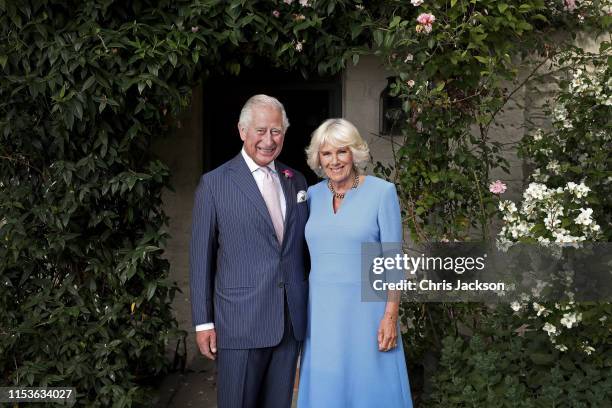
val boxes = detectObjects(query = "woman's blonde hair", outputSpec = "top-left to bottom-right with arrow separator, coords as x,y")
305,118 -> 370,177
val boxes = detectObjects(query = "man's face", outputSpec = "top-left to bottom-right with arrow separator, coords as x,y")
239,105 -> 285,167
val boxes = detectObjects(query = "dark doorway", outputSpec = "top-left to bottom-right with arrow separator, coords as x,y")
202,67 -> 342,186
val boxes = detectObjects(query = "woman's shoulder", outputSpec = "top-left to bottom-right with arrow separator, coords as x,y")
307,179 -> 328,194
364,175 -> 397,192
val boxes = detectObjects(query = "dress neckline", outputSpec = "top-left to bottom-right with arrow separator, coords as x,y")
329,175 -> 369,215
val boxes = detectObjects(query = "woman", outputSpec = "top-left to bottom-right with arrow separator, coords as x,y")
297,119 -> 413,407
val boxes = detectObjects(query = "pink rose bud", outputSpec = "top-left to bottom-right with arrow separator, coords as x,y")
416,13 -> 436,26
564,0 -> 577,12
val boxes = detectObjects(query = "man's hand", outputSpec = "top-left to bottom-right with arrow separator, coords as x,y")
196,329 -> 217,360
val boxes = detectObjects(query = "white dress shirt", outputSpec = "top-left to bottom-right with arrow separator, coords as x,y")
195,149 -> 287,332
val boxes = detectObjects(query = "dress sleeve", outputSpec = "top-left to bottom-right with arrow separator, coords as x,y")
377,182 -> 402,243
307,185 -> 314,211
377,182 -> 404,288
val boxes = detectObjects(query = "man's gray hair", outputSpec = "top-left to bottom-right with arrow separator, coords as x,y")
238,94 -> 290,132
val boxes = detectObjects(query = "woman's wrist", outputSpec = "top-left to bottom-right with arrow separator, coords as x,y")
383,311 -> 398,321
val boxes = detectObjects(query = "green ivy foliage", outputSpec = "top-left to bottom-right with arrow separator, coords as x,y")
0,0 -> 365,406
427,309 -> 612,407
367,1 -> 610,403
371,0 -> 610,241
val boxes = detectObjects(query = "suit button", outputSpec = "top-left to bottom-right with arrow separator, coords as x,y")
278,282 -> 284,288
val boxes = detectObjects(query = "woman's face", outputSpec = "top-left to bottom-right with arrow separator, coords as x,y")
319,142 -> 354,185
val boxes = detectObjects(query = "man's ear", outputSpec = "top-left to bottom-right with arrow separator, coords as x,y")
238,123 -> 246,141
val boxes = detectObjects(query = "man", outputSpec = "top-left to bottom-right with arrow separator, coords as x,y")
189,95 -> 309,407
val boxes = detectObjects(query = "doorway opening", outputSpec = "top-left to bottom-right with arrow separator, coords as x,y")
202,66 -> 342,186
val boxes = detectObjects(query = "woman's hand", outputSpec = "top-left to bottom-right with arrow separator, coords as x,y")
377,311 -> 398,352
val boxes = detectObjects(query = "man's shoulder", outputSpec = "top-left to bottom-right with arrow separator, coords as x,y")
202,163 -> 228,179
200,156 -> 240,181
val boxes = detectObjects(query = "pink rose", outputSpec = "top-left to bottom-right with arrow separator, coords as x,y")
489,180 -> 507,195
416,13 -> 436,26
272,10 -> 280,18
282,169 -> 294,178
563,0 -> 577,12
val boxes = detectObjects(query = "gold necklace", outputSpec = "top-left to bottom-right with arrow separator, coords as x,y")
328,173 -> 359,199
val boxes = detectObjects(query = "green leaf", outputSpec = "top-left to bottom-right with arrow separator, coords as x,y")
498,4 -> 509,13
293,20 -> 312,34
276,42 -> 292,57
326,1 -> 336,15
351,24 -> 363,40
168,53 -> 177,67
373,30 -> 383,47
74,102 -> 83,120
82,76 -> 96,92
531,14 -> 549,22
390,16 -> 401,29
146,282 -> 157,300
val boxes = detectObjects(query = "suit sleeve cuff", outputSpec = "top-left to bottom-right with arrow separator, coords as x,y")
195,323 -> 215,331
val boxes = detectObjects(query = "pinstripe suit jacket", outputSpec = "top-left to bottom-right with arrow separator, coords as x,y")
190,153 -> 309,349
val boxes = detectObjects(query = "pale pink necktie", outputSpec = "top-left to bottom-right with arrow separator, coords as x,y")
260,166 -> 284,243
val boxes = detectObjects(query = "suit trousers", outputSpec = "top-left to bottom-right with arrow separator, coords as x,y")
216,295 -> 300,408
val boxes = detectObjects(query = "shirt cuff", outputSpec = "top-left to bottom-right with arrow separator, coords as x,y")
195,323 -> 215,331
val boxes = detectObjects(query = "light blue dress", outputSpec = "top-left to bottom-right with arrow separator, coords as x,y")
297,176 -> 413,408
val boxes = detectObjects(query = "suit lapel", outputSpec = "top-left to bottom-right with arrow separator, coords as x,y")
228,154 -> 277,235
276,162 -> 295,239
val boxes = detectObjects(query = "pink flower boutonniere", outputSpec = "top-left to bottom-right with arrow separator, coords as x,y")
282,169 -> 294,179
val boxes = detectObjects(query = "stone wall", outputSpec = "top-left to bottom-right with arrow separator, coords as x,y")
151,84 -> 203,362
